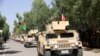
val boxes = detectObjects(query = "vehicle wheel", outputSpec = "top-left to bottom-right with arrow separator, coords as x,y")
71,49 -> 78,56
77,48 -> 83,56
24,44 -> 29,48
44,50 -> 51,56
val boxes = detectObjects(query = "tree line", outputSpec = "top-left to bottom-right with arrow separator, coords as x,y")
14,0 -> 100,34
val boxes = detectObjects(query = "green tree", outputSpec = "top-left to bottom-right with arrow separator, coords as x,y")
31,0 -> 50,31
52,0 -> 100,29
3,23 -> 9,42
13,13 -> 23,35
23,0 -> 51,31
0,14 -> 9,42
23,12 -> 34,31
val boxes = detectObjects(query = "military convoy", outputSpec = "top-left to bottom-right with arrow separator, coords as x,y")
12,35 -> 24,43
37,20 -> 83,56
12,16 -> 83,56
12,30 -> 38,48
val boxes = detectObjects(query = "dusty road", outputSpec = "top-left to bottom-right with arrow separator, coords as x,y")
0,40 -> 38,56
83,47 -> 100,56
0,40 -> 100,56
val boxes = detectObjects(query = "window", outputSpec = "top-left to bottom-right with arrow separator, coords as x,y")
28,35 -> 33,38
46,34 -> 57,39
60,32 -> 74,38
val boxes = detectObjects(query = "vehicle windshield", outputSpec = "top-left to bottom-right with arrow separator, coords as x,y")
60,32 -> 74,38
28,35 -> 33,38
46,34 -> 57,39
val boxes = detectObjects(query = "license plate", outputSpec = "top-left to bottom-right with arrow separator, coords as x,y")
33,42 -> 37,44
61,50 -> 69,54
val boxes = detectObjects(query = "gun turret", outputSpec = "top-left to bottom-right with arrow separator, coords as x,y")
51,21 -> 69,31
46,10 -> 69,33
28,30 -> 38,36
46,20 -> 69,33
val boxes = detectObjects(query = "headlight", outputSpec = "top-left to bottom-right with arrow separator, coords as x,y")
71,42 -> 78,47
71,43 -> 75,46
54,45 -> 58,49
75,42 -> 78,45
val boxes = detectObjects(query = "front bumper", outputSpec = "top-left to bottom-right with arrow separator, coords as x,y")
51,48 -> 78,55
25,41 -> 37,46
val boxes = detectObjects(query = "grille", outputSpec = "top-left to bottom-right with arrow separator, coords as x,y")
59,43 -> 70,48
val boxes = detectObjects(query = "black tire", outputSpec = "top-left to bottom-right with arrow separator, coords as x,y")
24,44 -> 29,48
24,44 -> 27,47
44,50 -> 51,56
71,49 -> 78,56
77,48 -> 83,56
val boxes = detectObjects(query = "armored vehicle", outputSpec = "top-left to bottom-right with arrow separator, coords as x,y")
24,30 -> 38,48
19,35 -> 25,44
37,21 -> 83,56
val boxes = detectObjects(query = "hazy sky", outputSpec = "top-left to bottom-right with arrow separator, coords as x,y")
0,0 -> 52,32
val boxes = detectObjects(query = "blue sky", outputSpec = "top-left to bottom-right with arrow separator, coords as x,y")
0,0 -> 52,32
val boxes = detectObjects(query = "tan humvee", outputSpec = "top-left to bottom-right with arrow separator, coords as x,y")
18,34 -> 25,43
13,35 -> 24,43
14,36 -> 20,42
24,30 -> 38,48
37,21 -> 83,56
